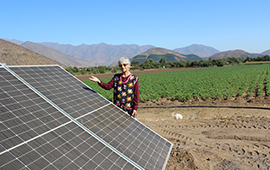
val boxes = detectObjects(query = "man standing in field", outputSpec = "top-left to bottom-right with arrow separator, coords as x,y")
89,57 -> 139,118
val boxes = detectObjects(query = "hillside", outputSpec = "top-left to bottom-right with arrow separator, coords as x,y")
261,49 -> 270,55
204,49 -> 263,60
39,42 -> 155,66
132,48 -> 201,63
174,44 -> 220,58
0,39 -> 65,66
21,41 -> 96,67
3,38 -> 24,45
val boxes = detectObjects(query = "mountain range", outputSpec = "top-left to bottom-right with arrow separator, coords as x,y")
174,44 -> 220,58
2,38 -> 270,67
0,39 -> 64,66
132,48 -> 202,64
204,50 -> 264,60
39,42 -> 155,66
261,49 -> 270,55
21,41 -> 96,67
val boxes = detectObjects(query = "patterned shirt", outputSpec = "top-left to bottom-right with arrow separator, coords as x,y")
98,73 -> 139,111
113,74 -> 138,113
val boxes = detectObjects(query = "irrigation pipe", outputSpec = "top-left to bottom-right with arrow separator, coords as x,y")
138,105 -> 270,110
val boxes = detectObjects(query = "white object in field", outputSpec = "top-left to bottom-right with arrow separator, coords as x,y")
172,112 -> 183,119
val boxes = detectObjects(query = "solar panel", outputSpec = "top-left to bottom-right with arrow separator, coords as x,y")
0,66 -> 140,169
0,65 -> 172,169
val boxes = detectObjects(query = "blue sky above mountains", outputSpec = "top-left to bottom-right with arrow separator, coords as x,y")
1,0 -> 269,53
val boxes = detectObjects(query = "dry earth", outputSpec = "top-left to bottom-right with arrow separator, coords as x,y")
138,97 -> 270,170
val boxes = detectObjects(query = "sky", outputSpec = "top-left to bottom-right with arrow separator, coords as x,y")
1,0 -> 269,53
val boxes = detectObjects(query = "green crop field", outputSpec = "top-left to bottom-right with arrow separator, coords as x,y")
83,64 -> 270,102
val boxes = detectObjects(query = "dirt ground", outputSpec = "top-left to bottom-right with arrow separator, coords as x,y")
138,97 -> 270,170
76,68 -> 270,170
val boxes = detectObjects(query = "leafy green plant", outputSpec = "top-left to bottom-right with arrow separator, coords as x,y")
83,64 -> 270,102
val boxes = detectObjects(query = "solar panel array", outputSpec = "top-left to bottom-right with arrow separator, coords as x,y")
0,65 -> 172,170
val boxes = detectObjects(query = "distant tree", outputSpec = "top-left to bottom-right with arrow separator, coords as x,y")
198,60 -> 205,67
244,57 -> 251,63
216,59 -> 226,67
111,66 -> 118,73
263,55 -> 270,61
191,61 -> 198,67
145,59 -> 155,64
131,60 -> 140,70
228,57 -> 240,64
92,68 -> 98,74
97,66 -> 107,73
140,59 -> 156,69
65,66 -> 74,74
159,56 -> 167,64
179,60 -> 186,67
186,61 -> 191,67
79,68 -> 86,75
166,62 -> 174,68
257,56 -> 264,61
173,62 -> 181,68
73,66 -> 79,73
205,61 -> 213,67
239,58 -> 245,63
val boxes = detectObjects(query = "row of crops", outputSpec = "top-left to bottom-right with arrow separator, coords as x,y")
83,64 -> 270,102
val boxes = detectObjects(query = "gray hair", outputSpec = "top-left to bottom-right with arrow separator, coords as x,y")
118,57 -> 130,65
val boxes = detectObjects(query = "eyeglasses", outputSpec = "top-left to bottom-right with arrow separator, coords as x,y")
119,63 -> 128,67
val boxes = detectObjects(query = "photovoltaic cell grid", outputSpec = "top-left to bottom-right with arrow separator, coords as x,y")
9,66 -> 110,119
0,67 -> 139,170
1,65 -> 172,169
81,105 -> 171,169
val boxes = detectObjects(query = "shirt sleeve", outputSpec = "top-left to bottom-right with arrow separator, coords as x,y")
98,77 -> 114,90
133,78 -> 139,111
